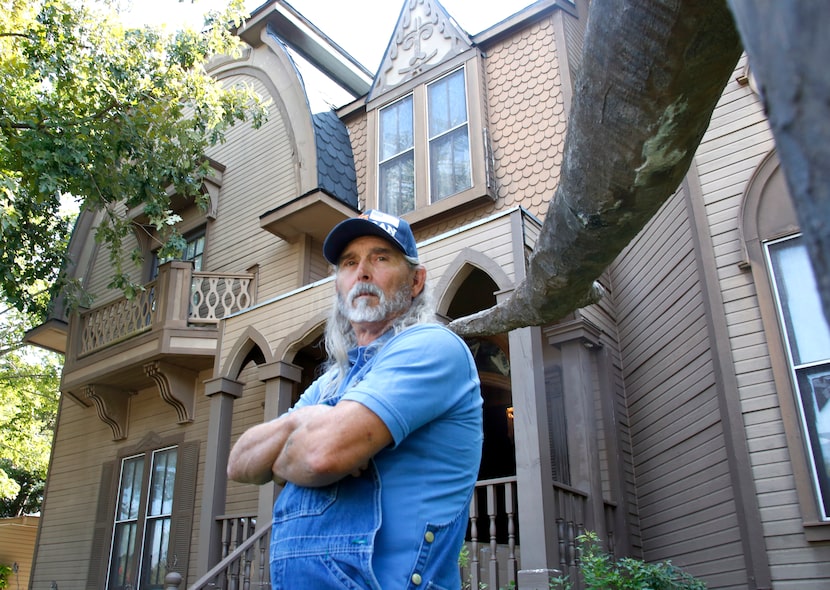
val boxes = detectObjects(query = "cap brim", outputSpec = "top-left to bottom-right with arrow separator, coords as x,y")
323,218 -> 409,264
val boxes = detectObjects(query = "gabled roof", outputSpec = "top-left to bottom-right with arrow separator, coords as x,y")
369,0 -> 473,100
241,0 -> 373,97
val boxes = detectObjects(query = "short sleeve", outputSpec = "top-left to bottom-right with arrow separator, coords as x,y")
340,324 -> 479,446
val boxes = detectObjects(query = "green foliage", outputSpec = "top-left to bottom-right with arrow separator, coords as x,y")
0,564 -> 12,590
0,0 -> 268,319
0,307 -> 61,515
550,532 -> 707,590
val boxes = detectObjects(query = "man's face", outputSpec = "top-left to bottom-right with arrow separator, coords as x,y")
335,235 -> 424,324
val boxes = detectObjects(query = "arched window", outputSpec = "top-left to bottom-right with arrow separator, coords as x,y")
741,150 -> 830,532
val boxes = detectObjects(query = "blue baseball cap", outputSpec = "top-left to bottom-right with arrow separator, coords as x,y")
323,209 -> 419,265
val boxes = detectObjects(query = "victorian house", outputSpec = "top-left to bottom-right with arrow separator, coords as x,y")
25,0 -> 830,588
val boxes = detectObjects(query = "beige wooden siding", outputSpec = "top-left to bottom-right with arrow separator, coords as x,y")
695,55 -> 830,586
0,516 -> 38,590
83,203 -> 145,305
225,363 -> 267,518
610,186 -> 747,585
31,369 -> 214,590
307,237 -> 331,283
203,74 -> 305,300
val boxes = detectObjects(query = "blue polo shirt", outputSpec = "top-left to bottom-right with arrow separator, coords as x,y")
282,323 -> 483,589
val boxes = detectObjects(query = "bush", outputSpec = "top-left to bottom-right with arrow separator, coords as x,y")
0,564 -> 12,590
550,532 -> 706,590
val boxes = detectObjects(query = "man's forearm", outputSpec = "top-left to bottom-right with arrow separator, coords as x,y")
227,415 -> 292,485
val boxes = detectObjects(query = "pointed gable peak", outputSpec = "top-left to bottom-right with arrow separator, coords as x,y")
370,0 -> 473,99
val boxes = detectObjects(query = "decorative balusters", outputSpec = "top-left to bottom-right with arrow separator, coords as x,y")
465,477 -> 518,589
189,515 -> 267,590
487,484 -> 499,588
76,269 -> 256,356
553,482 -> 588,589
190,273 -> 255,323
468,492 -> 481,590
505,482 -> 518,582
80,283 -> 156,354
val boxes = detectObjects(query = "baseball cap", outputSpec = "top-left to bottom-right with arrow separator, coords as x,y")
323,209 -> 419,265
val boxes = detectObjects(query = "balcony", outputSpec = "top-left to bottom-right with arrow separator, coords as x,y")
61,261 -> 256,438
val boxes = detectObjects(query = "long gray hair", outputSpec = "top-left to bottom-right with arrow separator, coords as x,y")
320,265 -> 435,400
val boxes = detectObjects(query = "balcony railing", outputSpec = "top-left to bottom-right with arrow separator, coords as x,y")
77,262 -> 256,356
190,272 -> 255,325
80,283 -> 157,354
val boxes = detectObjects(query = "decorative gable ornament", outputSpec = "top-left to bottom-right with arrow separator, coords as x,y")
370,0 -> 472,99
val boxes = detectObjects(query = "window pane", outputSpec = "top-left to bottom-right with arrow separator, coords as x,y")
148,448 -> 177,516
110,522 -> 139,590
429,126 -> 471,201
379,95 -> 414,160
796,366 -> 830,518
141,517 -> 172,590
427,69 -> 471,201
117,456 -> 144,520
428,69 -> 467,137
379,152 -> 415,216
768,238 -> 830,365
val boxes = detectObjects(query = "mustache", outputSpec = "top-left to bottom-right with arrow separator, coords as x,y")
346,282 -> 384,305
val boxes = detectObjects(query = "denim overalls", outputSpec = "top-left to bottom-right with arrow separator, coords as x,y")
270,329 -> 479,589
270,343 -> 384,589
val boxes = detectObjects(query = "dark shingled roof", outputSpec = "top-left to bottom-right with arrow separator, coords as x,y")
312,110 -> 358,208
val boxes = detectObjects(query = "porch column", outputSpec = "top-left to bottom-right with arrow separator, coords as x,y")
197,376 -> 244,574
548,322 -> 608,542
510,325 -> 560,589
256,361 -> 302,529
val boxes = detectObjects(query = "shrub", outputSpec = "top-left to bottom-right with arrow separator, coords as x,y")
0,564 -> 12,590
550,532 -> 707,590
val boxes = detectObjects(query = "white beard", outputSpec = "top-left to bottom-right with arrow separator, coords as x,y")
342,282 -> 412,323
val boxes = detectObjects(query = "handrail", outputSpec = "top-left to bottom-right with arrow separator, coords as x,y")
186,524 -> 270,590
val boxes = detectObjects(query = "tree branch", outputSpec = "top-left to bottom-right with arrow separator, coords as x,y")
450,0 -> 743,337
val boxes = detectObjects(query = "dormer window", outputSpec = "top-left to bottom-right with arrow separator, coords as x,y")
367,0 -> 494,225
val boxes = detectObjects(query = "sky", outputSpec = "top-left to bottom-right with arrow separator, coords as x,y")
121,0 -> 535,73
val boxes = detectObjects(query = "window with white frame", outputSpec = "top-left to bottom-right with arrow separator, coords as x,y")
426,68 -> 472,202
375,62 -> 489,221
108,446 -> 178,590
767,234 -> 830,518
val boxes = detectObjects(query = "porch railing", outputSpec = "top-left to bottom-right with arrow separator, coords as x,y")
77,263 -> 255,355
183,479 -> 599,590
186,514 -> 268,590
464,476 -> 519,590
553,482 -> 588,589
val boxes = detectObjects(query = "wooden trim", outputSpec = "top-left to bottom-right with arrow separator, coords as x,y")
739,150 -> 830,539
683,165 -> 773,586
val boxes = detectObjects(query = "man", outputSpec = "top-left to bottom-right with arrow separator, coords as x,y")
227,209 -> 483,589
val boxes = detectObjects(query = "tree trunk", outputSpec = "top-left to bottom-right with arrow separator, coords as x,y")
450,0 -> 742,337
726,0 -> 830,326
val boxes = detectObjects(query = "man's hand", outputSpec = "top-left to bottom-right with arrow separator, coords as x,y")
228,400 -> 392,488
272,401 -> 392,487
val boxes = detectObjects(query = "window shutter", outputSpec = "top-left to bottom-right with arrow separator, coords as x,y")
168,441 -> 200,584
87,461 -> 117,590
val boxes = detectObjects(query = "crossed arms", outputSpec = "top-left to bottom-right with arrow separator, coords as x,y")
226,400 -> 393,488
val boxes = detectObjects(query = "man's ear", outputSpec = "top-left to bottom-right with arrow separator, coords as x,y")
411,266 -> 426,298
